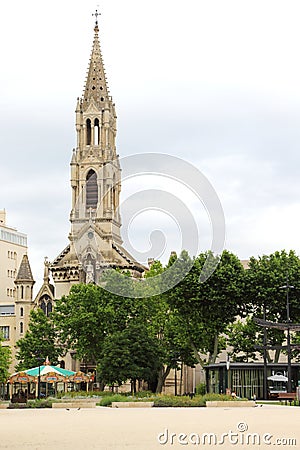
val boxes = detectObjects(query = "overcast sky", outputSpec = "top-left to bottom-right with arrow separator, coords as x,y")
1,0 -> 300,292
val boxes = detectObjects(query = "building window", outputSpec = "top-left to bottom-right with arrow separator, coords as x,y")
20,307 -> 24,317
20,322 -> 24,334
0,326 -> 10,340
21,285 -> 24,299
40,295 -> 53,317
86,169 -> 98,209
6,288 -> 9,297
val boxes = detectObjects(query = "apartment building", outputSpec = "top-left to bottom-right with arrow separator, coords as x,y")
0,210 -> 34,371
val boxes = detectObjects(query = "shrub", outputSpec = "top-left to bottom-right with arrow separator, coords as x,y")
56,390 -> 103,399
26,398 -> 53,408
99,394 -> 129,407
97,392 -> 248,407
153,395 -> 205,407
196,383 -> 206,395
132,390 -> 153,398
201,393 -> 248,402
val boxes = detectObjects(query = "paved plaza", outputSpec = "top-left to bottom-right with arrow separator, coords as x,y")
0,405 -> 299,449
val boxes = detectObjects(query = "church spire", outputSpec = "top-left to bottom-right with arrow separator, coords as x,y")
50,10 -> 144,298
83,9 -> 109,110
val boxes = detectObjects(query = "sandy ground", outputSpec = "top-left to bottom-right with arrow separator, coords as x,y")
0,405 -> 299,450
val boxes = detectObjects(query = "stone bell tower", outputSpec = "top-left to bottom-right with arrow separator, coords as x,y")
50,12 -> 144,298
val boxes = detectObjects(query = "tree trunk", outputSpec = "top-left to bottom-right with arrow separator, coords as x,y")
274,348 -> 281,363
208,335 -> 219,364
130,379 -> 137,394
190,341 -> 206,367
156,366 -> 171,394
180,362 -> 183,395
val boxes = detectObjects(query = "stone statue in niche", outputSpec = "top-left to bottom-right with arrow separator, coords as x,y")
85,261 -> 95,284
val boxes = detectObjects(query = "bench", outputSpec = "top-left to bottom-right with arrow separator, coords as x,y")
277,393 -> 296,406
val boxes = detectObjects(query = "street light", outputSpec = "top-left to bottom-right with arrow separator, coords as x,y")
280,276 -> 294,393
226,354 -> 231,395
35,356 -> 44,399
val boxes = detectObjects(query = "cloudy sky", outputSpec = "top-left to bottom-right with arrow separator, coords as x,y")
1,0 -> 300,291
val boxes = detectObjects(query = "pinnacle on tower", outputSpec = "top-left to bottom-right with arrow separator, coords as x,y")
15,254 -> 34,283
83,10 -> 109,109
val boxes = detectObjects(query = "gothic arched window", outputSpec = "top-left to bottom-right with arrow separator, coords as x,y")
40,295 -> 52,317
40,298 -> 47,315
20,322 -> 24,334
86,169 -> 98,209
86,119 -> 92,145
47,302 -> 52,316
94,118 -> 100,146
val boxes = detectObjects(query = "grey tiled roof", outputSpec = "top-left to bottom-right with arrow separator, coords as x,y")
15,254 -> 34,282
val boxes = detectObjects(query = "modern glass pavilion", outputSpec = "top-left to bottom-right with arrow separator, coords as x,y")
205,362 -> 300,400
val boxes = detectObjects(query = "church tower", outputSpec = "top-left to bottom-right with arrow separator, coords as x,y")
14,254 -> 35,341
51,12 -> 144,298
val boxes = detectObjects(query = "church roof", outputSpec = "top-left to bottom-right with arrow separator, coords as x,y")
82,19 -> 109,110
15,254 -> 34,282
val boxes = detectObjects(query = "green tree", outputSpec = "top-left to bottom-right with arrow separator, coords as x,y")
245,250 -> 300,362
16,309 -> 64,371
227,317 -> 262,362
54,276 -> 139,366
0,334 -> 11,383
54,284 -> 110,365
166,250 -> 245,366
143,258 -> 197,393
97,322 -> 161,392
54,276 -> 161,386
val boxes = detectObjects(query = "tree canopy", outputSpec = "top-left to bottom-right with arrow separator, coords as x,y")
244,250 -> 300,362
165,250 -> 245,365
0,334 -> 11,383
16,309 -> 64,371
16,247 -> 300,391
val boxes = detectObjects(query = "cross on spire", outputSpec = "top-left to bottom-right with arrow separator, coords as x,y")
92,8 -> 101,26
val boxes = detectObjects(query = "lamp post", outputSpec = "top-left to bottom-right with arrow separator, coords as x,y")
280,276 -> 294,393
263,302 -> 268,400
38,364 -> 41,400
226,354 -> 231,395
36,356 -> 44,400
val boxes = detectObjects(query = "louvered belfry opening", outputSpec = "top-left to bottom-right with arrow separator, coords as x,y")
86,119 -> 92,145
86,169 -> 98,209
94,118 -> 100,145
